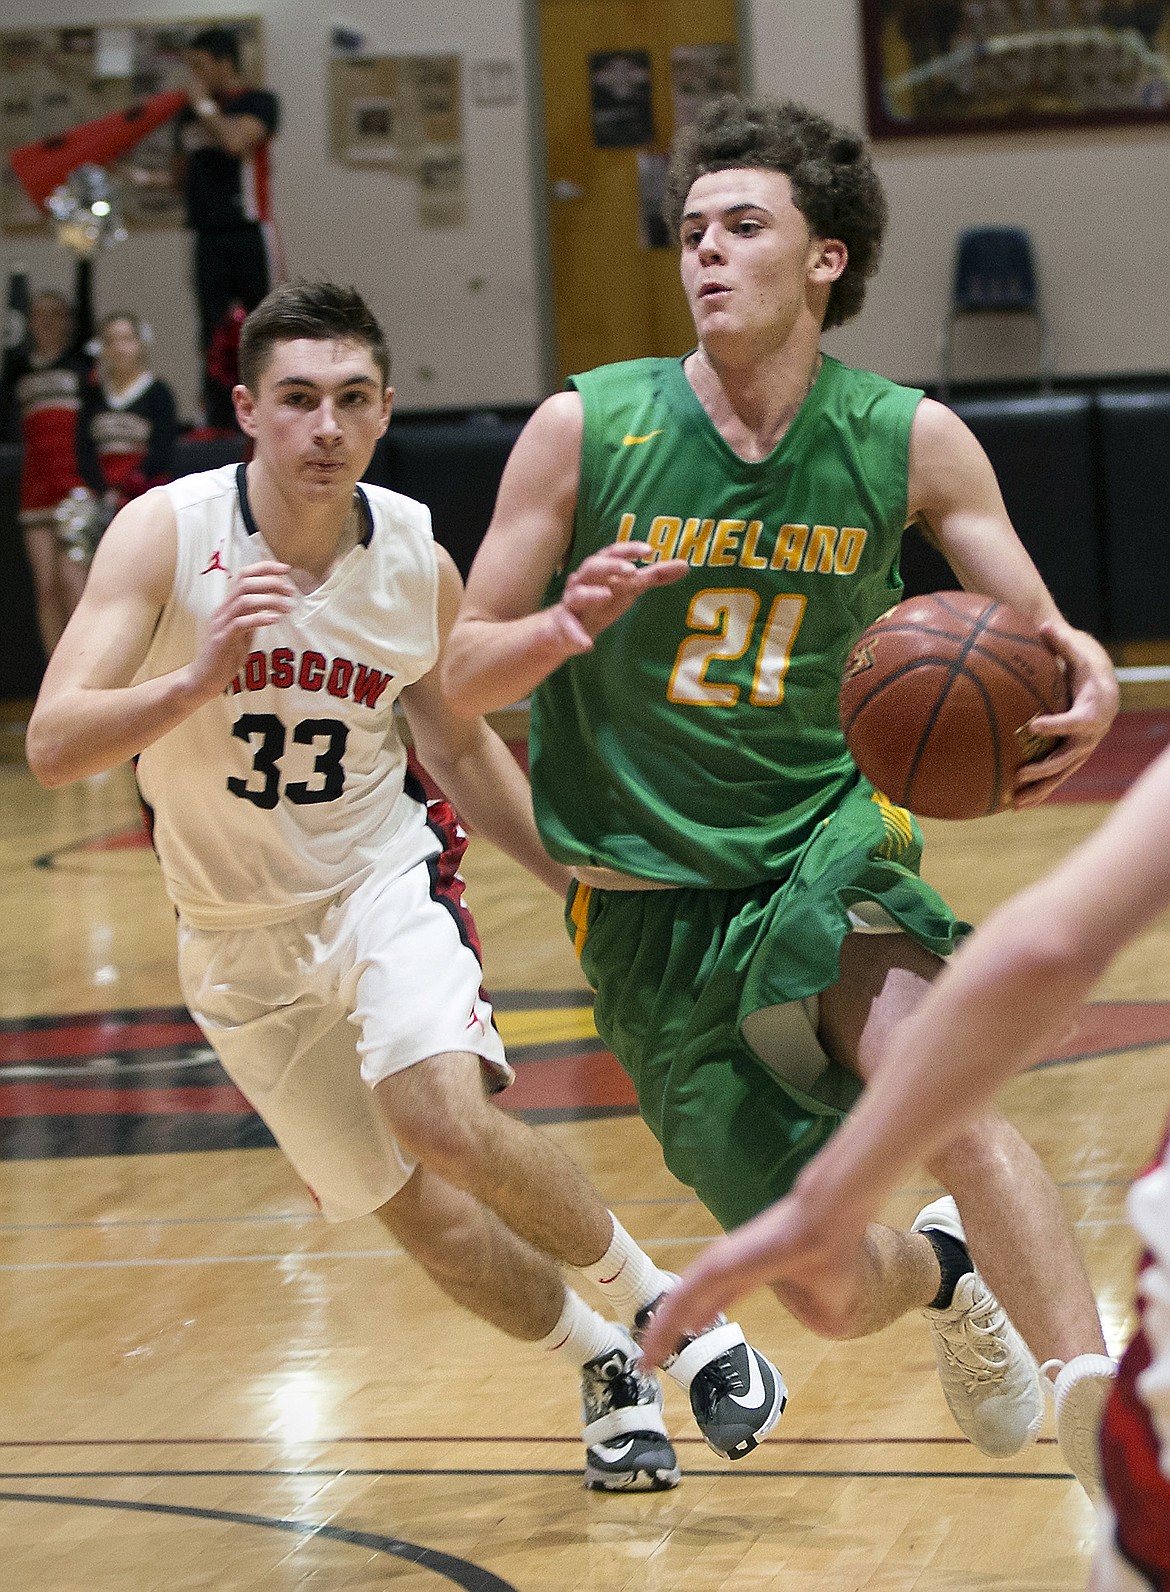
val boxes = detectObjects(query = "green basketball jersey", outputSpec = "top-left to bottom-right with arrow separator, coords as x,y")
529,354 -> 925,887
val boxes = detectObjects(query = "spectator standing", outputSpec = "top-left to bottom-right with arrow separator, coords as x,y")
174,26 -> 280,433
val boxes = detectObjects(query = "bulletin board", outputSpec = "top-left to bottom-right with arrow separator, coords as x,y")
1,17 -> 264,233
328,51 -> 465,226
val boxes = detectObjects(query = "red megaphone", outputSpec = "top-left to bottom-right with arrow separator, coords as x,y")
8,89 -> 188,208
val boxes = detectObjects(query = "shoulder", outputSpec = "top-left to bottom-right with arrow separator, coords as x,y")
230,88 -> 279,130
143,378 -> 178,413
568,356 -> 669,396
361,480 -> 434,539
164,462 -> 241,513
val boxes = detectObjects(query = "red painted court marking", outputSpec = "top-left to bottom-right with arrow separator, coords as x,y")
0,1084 -> 250,1118
1055,709 -> 1170,803
499,1049 -> 636,1111
0,1021 -> 201,1064
1048,1001 -> 1170,1061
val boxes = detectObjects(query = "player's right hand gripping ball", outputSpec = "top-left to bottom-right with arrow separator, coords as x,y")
839,591 -> 1069,819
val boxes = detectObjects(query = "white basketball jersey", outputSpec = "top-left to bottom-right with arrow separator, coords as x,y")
135,464 -> 441,927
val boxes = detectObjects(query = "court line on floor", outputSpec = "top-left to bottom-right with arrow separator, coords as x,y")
0,1219 -> 1134,1272
0,1433 -> 1063,1449
0,1466 -> 1074,1482
0,1490 -> 518,1592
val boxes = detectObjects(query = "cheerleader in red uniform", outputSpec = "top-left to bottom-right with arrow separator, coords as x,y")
77,313 -> 177,516
5,269 -> 93,656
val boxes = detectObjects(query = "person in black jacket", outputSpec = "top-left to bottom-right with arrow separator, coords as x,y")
174,26 -> 280,432
77,313 -> 178,519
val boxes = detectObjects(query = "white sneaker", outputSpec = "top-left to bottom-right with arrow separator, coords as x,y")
1042,1353 -> 1117,1500
912,1195 -> 1045,1457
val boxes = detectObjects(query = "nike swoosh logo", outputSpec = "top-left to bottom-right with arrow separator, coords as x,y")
598,1439 -> 634,1460
622,429 -> 664,446
729,1350 -> 768,1411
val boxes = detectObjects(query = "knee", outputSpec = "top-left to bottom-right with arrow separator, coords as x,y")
926,1112 -> 1020,1187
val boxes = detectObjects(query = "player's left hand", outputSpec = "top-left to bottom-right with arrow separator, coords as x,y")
1012,619 -> 1118,808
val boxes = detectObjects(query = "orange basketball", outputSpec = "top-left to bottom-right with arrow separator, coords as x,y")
839,591 -> 1068,819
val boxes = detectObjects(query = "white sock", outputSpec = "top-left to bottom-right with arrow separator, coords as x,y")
538,1287 -> 632,1366
576,1214 -> 676,1324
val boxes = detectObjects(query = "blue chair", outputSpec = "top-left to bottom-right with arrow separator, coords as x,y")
938,227 -> 1053,397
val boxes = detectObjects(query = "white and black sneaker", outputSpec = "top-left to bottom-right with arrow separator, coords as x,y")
913,1196 -> 1045,1457
635,1293 -> 787,1460
581,1335 -> 681,1492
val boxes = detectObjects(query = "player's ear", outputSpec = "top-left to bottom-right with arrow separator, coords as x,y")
378,385 -> 394,436
811,237 -> 847,284
233,382 -> 258,437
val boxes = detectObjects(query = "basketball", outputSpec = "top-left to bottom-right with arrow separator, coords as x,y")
839,591 -> 1069,819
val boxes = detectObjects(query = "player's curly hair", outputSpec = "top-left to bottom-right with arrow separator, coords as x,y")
663,95 -> 888,330
238,279 -> 391,390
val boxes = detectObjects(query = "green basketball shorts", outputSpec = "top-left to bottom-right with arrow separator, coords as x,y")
566,782 -> 968,1231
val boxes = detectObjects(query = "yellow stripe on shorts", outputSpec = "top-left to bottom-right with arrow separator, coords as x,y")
569,882 -> 593,958
870,789 -> 914,859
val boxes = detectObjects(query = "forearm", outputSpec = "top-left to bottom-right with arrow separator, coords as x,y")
442,608 -> 583,718
27,667 -> 213,787
421,719 -> 570,896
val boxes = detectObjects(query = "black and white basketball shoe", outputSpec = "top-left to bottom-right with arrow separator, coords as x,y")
581,1333 -> 681,1491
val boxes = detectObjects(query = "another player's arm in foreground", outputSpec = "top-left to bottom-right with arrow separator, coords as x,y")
26,492 -> 296,787
441,393 -> 688,717
641,736 -> 1170,1368
401,546 -> 573,897
907,398 -> 1117,804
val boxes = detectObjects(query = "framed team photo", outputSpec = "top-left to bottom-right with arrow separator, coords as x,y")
861,0 -> 1170,138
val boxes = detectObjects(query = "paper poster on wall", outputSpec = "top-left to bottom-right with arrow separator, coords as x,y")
328,52 -> 464,225
589,50 -> 653,147
1,18 -> 264,233
670,42 -> 740,130
329,55 -> 414,169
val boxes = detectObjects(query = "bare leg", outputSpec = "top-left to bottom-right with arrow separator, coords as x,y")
58,547 -> 88,625
22,523 -> 68,657
375,1050 -> 612,1267
771,1218 -> 941,1340
376,1163 -> 564,1340
818,931 -> 1106,1362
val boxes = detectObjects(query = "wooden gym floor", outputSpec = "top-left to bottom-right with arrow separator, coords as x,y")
2,697 -> 1169,1590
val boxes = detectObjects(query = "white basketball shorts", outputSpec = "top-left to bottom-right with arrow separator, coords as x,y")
177,843 -> 512,1223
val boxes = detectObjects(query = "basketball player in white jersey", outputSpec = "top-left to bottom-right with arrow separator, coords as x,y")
26,280 -> 785,1492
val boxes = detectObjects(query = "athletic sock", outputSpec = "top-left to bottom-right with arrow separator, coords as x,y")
575,1214 -> 676,1324
922,1227 -> 974,1310
538,1286 -> 632,1366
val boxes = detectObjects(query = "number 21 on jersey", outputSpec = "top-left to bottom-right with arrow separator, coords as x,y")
667,589 -> 806,708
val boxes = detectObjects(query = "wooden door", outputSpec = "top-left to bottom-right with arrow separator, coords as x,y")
538,0 -> 740,384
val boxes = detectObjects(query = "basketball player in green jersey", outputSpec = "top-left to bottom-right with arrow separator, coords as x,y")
441,95 -> 1119,1490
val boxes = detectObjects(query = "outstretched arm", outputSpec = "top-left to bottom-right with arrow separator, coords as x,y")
640,737 -> 1170,1367
26,491 -> 297,786
908,399 -> 1118,806
401,547 -> 572,897
441,392 -> 686,717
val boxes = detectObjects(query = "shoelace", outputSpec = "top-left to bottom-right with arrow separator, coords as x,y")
936,1292 -> 1012,1383
587,1354 -> 648,1416
693,1351 -> 746,1419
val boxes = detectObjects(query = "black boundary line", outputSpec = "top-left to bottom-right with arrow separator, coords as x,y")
0,1490 -> 520,1592
0,1434 -> 1061,1449
0,1467 -> 1073,1481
